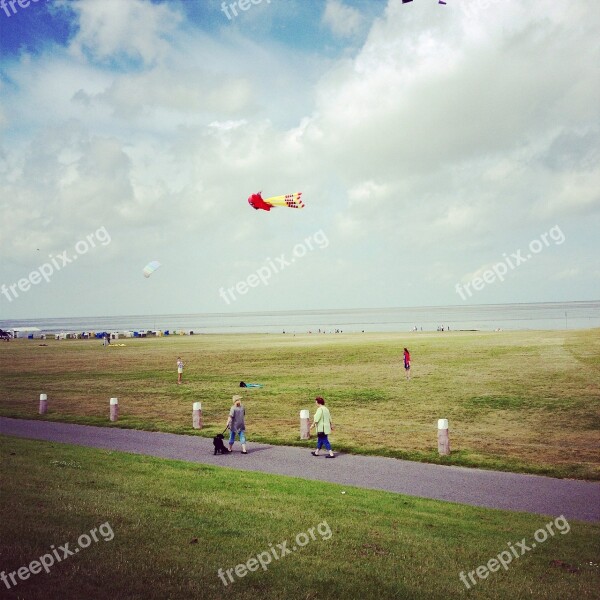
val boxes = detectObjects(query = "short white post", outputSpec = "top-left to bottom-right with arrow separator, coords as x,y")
110,398 -> 119,422
39,393 -> 48,415
300,409 -> 310,440
437,418 -> 450,455
193,402 -> 203,429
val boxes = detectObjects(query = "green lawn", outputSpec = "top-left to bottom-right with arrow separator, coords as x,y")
1,436 -> 598,600
0,328 -> 598,478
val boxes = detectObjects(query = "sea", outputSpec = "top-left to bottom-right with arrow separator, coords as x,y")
1,301 -> 599,335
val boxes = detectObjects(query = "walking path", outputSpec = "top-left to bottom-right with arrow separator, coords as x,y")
2,417 -> 598,522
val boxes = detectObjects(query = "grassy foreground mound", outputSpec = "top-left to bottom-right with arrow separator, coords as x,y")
1,436 -> 599,600
1,329 -> 598,478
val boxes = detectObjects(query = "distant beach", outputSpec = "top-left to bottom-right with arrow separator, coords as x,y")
1,301 -> 598,335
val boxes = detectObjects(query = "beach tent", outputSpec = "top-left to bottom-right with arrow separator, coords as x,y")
11,327 -> 41,338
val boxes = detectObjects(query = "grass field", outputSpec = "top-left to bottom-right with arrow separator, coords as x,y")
1,436 -> 599,600
0,329 -> 599,479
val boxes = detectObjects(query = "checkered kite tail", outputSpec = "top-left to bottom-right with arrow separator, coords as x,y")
264,192 -> 304,209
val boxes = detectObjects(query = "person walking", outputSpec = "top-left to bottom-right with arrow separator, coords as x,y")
176,356 -> 184,384
403,347 -> 411,380
311,397 -> 334,458
227,395 -> 247,454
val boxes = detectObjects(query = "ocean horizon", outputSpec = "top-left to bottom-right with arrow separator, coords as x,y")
1,301 -> 599,335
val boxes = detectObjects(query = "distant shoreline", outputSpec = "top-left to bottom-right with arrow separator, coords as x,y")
1,301 -> 598,335
4,326 -> 600,340
2,299 -> 599,322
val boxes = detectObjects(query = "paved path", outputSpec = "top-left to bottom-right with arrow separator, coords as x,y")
2,417 -> 599,522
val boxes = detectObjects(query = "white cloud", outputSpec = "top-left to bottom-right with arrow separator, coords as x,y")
322,0 -> 365,39
1,0 -> 598,317
551,268 -> 581,281
66,0 -> 182,66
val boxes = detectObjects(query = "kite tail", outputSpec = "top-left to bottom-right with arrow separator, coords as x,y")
265,192 -> 304,209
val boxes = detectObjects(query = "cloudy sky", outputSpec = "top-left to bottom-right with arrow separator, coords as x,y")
0,0 -> 598,319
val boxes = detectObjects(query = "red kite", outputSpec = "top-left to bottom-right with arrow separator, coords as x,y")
248,192 -> 304,211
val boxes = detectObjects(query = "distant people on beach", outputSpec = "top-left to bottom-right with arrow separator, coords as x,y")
403,347 -> 411,380
311,397 -> 334,458
227,395 -> 247,454
177,356 -> 184,384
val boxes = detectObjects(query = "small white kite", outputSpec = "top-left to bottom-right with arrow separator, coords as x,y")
143,260 -> 161,278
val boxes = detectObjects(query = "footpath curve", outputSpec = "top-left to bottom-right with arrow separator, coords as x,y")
1,417 -> 598,522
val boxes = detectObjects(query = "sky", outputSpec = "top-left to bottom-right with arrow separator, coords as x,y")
0,0 -> 599,319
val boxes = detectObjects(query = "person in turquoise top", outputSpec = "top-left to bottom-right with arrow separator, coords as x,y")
311,397 -> 334,458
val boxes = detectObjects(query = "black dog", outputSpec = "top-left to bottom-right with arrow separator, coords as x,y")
213,433 -> 229,455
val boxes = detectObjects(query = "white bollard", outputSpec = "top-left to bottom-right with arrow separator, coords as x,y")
437,418 -> 450,455
300,409 -> 311,440
39,393 -> 48,415
110,398 -> 119,422
193,402 -> 203,429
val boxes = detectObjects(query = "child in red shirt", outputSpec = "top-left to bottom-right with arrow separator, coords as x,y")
403,348 -> 411,381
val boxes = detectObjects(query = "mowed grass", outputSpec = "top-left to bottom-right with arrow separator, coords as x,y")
1,436 -> 599,600
0,329 -> 599,479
